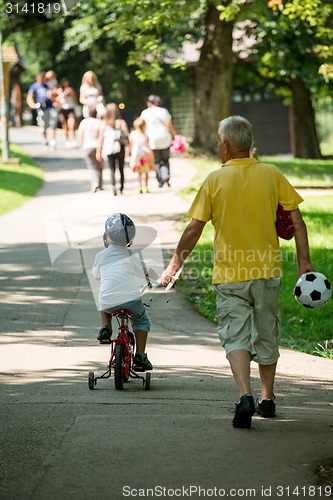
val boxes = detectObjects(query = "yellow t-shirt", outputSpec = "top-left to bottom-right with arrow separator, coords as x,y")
188,158 -> 303,284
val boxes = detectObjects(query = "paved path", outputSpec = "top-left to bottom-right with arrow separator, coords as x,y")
0,126 -> 332,500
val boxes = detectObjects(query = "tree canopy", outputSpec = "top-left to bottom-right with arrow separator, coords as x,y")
1,0 -> 333,156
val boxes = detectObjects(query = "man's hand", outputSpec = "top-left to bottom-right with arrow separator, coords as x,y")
297,263 -> 316,279
160,265 -> 181,287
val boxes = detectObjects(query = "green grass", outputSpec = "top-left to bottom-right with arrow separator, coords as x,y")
179,154 -> 333,358
279,195 -> 333,355
0,144 -> 44,215
183,155 -> 333,195
262,157 -> 333,187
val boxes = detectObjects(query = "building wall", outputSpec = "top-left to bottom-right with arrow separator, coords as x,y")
171,91 -> 195,140
232,99 -> 292,156
171,90 -> 292,156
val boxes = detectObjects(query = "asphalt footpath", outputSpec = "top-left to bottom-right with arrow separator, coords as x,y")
1,126 -> 332,500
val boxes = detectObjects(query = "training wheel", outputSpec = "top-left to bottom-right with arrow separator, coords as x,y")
88,371 -> 95,390
144,372 -> 151,390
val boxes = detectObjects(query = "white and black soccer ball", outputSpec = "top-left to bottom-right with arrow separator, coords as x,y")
294,272 -> 331,309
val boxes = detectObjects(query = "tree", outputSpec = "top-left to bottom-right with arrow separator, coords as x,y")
64,0 -> 333,155
62,0 -> 243,150
3,0 -> 333,157
194,5 -> 234,150
231,0 -> 333,158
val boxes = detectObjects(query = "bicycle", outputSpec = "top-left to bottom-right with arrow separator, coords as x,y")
88,307 -> 151,391
87,267 -> 182,392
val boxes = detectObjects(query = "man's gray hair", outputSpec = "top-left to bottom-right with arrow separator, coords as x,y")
217,116 -> 254,150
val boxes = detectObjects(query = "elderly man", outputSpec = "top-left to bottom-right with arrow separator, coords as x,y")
162,115 -> 314,428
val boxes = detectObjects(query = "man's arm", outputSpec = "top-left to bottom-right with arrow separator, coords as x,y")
96,124 -> 104,162
168,119 -> 176,138
26,91 -> 37,110
161,218 -> 206,285
290,208 -> 315,277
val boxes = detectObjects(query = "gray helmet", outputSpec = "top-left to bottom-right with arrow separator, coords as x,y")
103,213 -> 136,247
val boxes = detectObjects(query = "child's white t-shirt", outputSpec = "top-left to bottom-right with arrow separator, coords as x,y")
92,244 -> 145,310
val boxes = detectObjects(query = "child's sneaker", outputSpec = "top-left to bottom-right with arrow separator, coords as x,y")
133,353 -> 153,371
97,326 -> 112,344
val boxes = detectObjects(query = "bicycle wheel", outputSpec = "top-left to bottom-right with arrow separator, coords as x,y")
114,344 -> 124,390
88,371 -> 95,390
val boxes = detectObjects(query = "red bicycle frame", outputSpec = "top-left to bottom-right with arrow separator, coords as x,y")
88,308 -> 152,391
110,308 -> 133,380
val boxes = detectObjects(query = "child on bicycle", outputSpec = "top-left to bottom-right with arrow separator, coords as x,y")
92,213 -> 153,371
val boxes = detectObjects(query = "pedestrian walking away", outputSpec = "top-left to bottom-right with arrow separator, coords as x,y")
96,103 -> 129,196
58,78 -> 78,149
129,117 -> 154,193
77,106 -> 103,192
161,115 -> 315,429
140,94 -> 176,188
26,71 -> 58,149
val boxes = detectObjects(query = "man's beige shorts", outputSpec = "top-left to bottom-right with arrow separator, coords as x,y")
214,278 -> 281,365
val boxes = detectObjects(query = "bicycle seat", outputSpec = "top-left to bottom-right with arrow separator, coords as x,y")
111,308 -> 132,318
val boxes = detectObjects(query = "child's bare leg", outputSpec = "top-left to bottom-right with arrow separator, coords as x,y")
145,171 -> 149,189
147,150 -> 154,169
100,310 -> 112,328
133,329 -> 153,369
134,330 -> 148,354
138,173 -> 142,190
97,310 -> 112,342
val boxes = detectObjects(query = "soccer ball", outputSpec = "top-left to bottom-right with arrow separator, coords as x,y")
293,272 -> 331,309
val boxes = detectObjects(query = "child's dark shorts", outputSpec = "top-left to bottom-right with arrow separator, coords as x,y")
105,299 -> 150,332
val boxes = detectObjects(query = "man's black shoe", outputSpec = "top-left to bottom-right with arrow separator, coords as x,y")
233,394 -> 255,428
255,397 -> 276,418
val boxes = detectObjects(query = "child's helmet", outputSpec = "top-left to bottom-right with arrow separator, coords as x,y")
103,213 -> 136,247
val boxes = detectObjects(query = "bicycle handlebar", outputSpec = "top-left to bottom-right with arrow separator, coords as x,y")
140,266 -> 183,294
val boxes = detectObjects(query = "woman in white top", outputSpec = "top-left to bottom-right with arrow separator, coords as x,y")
79,71 -> 104,118
140,94 -> 176,188
96,103 -> 129,196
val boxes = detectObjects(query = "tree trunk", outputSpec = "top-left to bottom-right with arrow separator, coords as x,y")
290,77 -> 322,159
194,5 -> 234,152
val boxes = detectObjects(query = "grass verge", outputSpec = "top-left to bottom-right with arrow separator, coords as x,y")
182,155 -> 333,195
0,144 -> 44,215
178,154 -> 333,358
